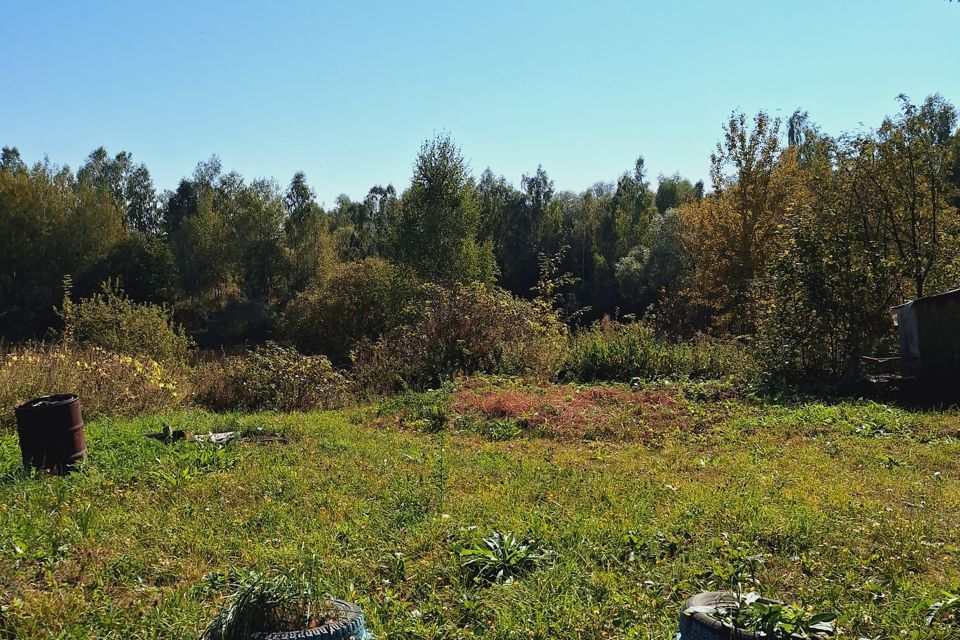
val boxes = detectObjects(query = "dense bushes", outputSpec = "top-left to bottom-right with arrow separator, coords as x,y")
194,343 -> 349,412
0,316 -> 753,426
2,270 -> 757,424
279,258 -> 417,364
0,341 -> 346,425
61,280 -> 193,363
353,283 -> 567,394
2,286 -> 193,426
561,318 -> 753,383
0,263 -> 763,426
0,344 -> 188,426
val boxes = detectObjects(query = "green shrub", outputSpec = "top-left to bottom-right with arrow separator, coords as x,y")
0,343 -> 188,427
352,283 -> 567,395
279,258 -> 418,365
752,244 -> 898,385
61,279 -> 192,363
562,318 -> 753,382
195,342 -> 349,412
459,530 -> 556,584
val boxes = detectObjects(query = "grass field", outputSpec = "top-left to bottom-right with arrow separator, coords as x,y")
2,378 -> 960,639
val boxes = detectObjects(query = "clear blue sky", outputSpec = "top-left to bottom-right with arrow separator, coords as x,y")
2,0 -> 958,205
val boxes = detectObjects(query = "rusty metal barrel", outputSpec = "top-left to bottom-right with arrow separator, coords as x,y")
14,394 -> 87,474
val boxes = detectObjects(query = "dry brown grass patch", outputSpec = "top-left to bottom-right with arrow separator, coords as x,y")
451,380 -> 697,443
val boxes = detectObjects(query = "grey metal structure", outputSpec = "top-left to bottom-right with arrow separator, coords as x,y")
891,288 -> 960,382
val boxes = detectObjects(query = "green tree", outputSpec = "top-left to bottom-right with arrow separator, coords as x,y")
390,134 -> 496,284
0,146 -> 26,173
478,168 -> 519,258
77,234 -> 178,306
612,161 -> 657,256
284,171 -> 318,227
655,174 -> 695,214
78,147 -> 160,234
482,166 -> 554,295
163,179 -> 199,234
364,184 -> 399,254
871,94 -> 958,298
168,168 -> 231,302
615,208 -> 688,314
229,179 -> 289,302
284,172 -> 337,294
681,110 -> 792,335
329,185 -> 399,260
0,158 -> 125,338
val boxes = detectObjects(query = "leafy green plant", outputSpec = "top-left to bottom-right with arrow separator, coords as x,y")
422,403 -> 449,434
202,570 -> 339,640
459,531 -> 555,584
622,530 -> 682,563
926,588 -> 960,626
478,417 -> 524,441
686,592 -> 836,639
149,444 -> 237,488
190,445 -> 237,472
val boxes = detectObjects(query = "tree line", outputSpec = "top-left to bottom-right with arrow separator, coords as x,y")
1,93 -> 958,380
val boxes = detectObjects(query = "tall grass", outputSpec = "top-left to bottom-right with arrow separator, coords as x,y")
561,319 -> 755,383
0,343 -> 188,427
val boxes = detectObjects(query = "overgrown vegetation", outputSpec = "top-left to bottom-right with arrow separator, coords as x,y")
201,570 -> 337,640
2,13 -> 958,640
1,383 -> 959,637
0,343 -> 187,427
352,283 -> 567,395
561,319 -> 753,383
194,342 -> 350,413
3,93 -> 957,386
